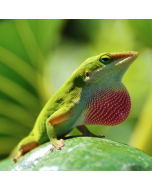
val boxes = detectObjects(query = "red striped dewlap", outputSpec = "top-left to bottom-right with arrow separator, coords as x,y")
83,88 -> 131,126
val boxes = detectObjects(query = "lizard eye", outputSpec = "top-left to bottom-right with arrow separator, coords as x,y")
99,55 -> 112,65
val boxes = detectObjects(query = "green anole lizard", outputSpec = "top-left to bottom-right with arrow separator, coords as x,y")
13,51 -> 139,162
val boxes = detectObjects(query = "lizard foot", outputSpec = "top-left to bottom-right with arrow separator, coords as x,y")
91,134 -> 105,138
82,133 -> 105,138
12,152 -> 23,163
50,139 -> 65,151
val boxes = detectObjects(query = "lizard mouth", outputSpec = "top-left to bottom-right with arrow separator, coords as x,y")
113,51 -> 139,66
95,51 -> 139,80
89,51 -> 139,81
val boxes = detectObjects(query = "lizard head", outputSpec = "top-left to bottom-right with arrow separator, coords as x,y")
80,51 -> 139,126
82,51 -> 139,83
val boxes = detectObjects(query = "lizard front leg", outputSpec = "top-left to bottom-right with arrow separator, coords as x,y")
46,120 -> 64,151
46,108 -> 72,150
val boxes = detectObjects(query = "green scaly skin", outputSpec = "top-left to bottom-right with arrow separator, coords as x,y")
13,51 -> 139,162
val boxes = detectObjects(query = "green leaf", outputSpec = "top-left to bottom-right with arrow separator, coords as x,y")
0,19 -> 65,158
1,137 -> 152,171
0,157 -> 12,171
128,19 -> 152,48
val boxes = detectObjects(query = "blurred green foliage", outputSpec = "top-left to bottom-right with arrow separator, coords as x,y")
0,19 -> 152,160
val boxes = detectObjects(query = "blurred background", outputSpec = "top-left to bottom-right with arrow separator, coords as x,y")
0,19 -> 151,160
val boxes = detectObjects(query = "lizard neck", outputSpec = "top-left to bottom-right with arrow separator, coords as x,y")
83,81 -> 131,126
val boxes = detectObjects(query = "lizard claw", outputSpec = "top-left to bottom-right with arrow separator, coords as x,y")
50,139 -> 65,151
99,135 -> 105,138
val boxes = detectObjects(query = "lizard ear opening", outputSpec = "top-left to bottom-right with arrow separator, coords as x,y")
85,72 -> 90,81
86,72 -> 89,77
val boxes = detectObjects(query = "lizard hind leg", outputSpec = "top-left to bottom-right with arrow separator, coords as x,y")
77,125 -> 105,138
13,136 -> 39,163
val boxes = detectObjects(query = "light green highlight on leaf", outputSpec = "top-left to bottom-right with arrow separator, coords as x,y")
0,45 -> 37,88
0,118 -> 30,138
129,87 -> 152,150
0,75 -> 41,112
0,99 -> 36,127
14,19 -> 47,70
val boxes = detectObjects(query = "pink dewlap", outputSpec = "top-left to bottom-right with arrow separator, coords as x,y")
83,89 -> 131,126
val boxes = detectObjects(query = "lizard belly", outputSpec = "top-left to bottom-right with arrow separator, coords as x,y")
83,88 -> 131,126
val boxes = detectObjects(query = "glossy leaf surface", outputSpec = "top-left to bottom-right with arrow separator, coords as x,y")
1,137 -> 151,171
